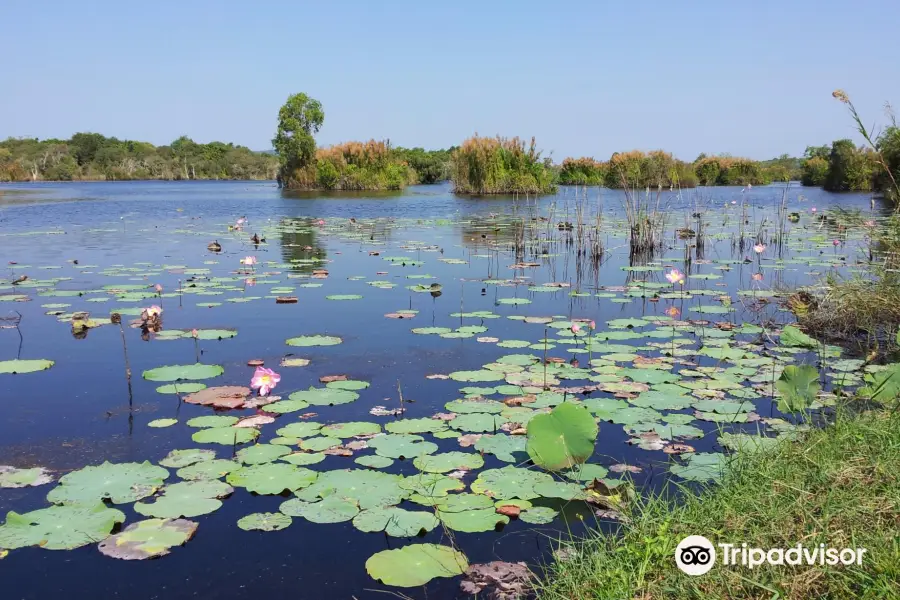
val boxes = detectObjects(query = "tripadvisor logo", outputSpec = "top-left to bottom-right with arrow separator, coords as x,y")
675,535 -> 868,575
675,535 -> 716,575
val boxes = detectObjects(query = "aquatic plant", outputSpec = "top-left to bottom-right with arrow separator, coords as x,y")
450,135 -> 557,195
250,367 -> 280,397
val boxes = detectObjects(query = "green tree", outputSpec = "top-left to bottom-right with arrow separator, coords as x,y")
69,132 -> 107,166
273,93 -> 324,182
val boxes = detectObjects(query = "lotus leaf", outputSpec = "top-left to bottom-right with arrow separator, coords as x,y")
399,473 -> 465,498
321,421 -> 381,438
156,383 -> 207,395
445,399 -> 505,414
533,481 -> 588,500
285,335 -> 343,347
0,503 -> 125,550
134,480 -> 233,518
0,359 -> 54,374
0,466 -> 54,488
385,418 -> 447,434
325,379 -> 370,391
265,399 -> 310,413
47,461 -> 168,505
98,518 -> 197,559
368,434 -> 438,459
365,543 -> 468,587
471,466 -> 555,500
148,418 -> 178,428
474,435 -> 527,463
227,463 -> 317,495
191,427 -> 259,445
449,370 -> 506,383
142,363 -> 224,381
275,422 -> 323,438
280,496 -> 360,523
236,444 -> 291,465
563,463 -> 609,481
780,325 -> 817,348
775,365 -> 821,413
519,506 -> 559,524
352,506 -> 439,536
289,387 -> 359,406
526,403 -> 598,470
439,508 -> 509,532
159,449 -> 216,468
296,469 -> 409,509
355,455 -> 394,469
237,512 -> 292,532
187,415 -> 239,428
412,451 -> 484,473
450,413 -> 508,433
176,459 -> 241,480
670,452 -> 726,482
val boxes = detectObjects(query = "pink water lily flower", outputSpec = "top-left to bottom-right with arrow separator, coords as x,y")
316,219 -> 326,226
753,243 -> 766,254
811,207 -> 817,213
250,367 -> 281,397
665,306 -> 681,318
752,272 -> 764,281
570,323 -> 581,334
154,284 -> 163,293
145,305 -> 163,318
245,278 -> 256,287
665,269 -> 685,285
832,239 -> 841,246
589,320 -> 596,330
240,256 -> 258,266
191,329 -> 199,338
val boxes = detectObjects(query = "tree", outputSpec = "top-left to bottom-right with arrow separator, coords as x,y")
69,132 -> 108,166
804,145 -> 830,161
273,93 -> 324,183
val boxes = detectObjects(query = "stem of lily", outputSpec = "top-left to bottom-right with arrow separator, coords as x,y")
543,327 -> 549,391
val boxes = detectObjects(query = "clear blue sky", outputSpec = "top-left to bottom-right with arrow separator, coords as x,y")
2,0 -> 898,160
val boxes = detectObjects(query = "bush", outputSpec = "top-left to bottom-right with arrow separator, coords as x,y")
451,135 -> 557,195
801,156 -> 829,186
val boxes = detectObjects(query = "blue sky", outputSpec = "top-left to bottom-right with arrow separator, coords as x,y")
2,0 -> 898,160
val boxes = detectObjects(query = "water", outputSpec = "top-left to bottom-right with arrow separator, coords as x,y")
0,181 -> 880,599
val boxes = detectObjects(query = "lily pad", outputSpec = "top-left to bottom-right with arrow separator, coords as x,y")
413,452 -> 484,473
0,503 -> 125,550
159,449 -> 216,469
191,427 -> 259,446
670,452 -> 726,482
285,335 -> 342,347
142,363 -> 224,382
156,383 -> 208,395
385,418 -> 447,435
237,512 -> 292,532
0,466 -> 54,488
440,507 -> 509,532
236,444 -> 291,465
176,459 -> 242,481
98,518 -> 198,560
366,543 -> 468,587
526,403 -> 598,471
0,359 -> 54,374
289,387 -> 359,406
280,496 -> 360,523
226,463 -> 317,495
519,506 -> 559,524
471,466 -> 555,500
46,461 -> 168,505
369,434 -> 438,459
134,480 -> 233,518
352,506 -> 439,537
148,418 -> 178,428
474,435 -> 527,463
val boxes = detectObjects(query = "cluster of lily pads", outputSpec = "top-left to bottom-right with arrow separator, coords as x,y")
1,207 -> 892,590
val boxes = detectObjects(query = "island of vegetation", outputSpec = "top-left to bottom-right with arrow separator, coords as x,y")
3,89 -> 898,202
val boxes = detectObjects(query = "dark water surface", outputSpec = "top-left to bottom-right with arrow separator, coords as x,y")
0,181 -> 880,599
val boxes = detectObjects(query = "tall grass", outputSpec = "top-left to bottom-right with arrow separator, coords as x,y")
285,139 -> 416,191
450,135 -> 557,195
537,408 -> 900,600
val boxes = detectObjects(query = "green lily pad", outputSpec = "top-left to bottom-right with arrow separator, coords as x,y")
325,379 -> 370,391
275,422 -> 323,438
474,435 -> 527,463
413,452 -> 484,473
0,359 -> 54,374
519,506 -> 559,524
439,507 -> 509,532
365,543 -> 468,587
227,463 -> 317,495
142,363 -> 224,382
471,466 -> 555,500
368,434 -> 438,459
289,387 -> 359,406
176,459 -> 241,481
449,370 -> 506,383
280,496 -> 360,523
237,512 -> 292,532
526,403 -> 598,471
191,427 -> 259,446
186,415 -> 239,428
46,461 -> 168,505
285,335 -> 342,347
385,418 -> 447,435
156,383 -> 208,395
326,294 -> 363,301
236,444 -> 291,465
355,455 -> 394,469
297,470 -> 410,509
281,452 -> 327,466
134,480 -> 233,518
399,473 -> 465,498
352,507 -> 439,537
148,418 -> 178,428
98,518 -> 197,559
450,413 -> 508,433
0,503 -> 125,550
670,452 -> 726,482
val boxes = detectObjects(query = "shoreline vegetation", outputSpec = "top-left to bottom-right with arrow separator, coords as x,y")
537,407 -> 900,600
3,89 -> 899,200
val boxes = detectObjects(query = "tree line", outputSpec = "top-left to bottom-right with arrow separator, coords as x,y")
0,133 -> 279,182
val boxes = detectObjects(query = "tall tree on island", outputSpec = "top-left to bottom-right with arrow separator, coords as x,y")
272,93 -> 324,187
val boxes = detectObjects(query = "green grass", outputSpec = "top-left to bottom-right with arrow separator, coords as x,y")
537,408 -> 900,599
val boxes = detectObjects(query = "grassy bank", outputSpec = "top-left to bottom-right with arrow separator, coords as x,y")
537,408 -> 900,600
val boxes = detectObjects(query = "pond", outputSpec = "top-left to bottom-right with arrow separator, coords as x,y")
0,180 -> 883,598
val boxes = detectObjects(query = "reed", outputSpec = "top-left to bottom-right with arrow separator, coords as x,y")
450,135 -> 557,195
